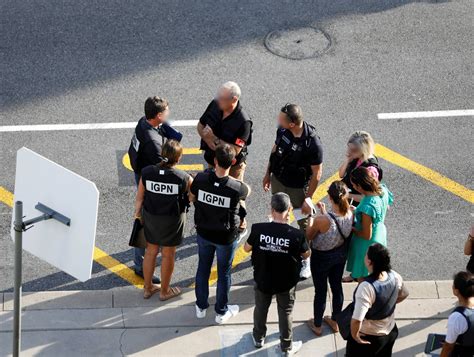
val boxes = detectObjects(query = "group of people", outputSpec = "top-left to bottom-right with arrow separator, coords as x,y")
127,82 -> 474,356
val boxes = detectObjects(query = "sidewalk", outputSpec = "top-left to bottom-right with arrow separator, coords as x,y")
0,281 -> 455,356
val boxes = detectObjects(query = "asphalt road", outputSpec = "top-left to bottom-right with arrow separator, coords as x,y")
1,0 -> 473,291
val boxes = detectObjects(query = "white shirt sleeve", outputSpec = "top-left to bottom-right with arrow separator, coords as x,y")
352,282 -> 375,322
445,312 -> 468,344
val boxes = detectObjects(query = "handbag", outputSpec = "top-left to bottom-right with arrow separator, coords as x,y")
335,301 -> 355,340
129,218 -> 147,249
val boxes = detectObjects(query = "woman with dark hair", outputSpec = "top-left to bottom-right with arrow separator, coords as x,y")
345,167 -> 393,281
306,181 -> 353,336
440,271 -> 474,357
464,225 -> 474,273
134,140 -> 193,301
347,243 -> 409,356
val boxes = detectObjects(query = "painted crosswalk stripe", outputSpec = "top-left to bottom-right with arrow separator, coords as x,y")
377,109 -> 474,120
0,120 -> 199,132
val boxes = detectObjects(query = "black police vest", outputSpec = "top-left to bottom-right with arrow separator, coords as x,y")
364,271 -> 399,320
270,124 -> 319,187
193,172 -> 241,232
141,165 -> 189,216
128,117 -> 163,173
454,306 -> 474,350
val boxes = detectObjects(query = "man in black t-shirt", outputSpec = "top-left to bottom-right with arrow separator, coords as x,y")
190,144 -> 250,325
244,193 -> 310,354
197,81 -> 253,233
262,103 -> 323,280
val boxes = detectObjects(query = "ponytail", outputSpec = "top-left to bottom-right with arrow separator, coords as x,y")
327,181 -> 350,216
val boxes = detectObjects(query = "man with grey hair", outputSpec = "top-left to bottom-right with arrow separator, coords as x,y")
197,81 -> 253,233
244,193 -> 311,355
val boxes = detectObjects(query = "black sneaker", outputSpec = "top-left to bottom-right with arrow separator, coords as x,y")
252,335 -> 265,349
134,270 -> 161,284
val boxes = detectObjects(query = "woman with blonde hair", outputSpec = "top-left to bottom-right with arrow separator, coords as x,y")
339,131 -> 383,205
134,140 -> 193,301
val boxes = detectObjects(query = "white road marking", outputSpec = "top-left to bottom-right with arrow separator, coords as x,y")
378,109 -> 474,120
0,120 -> 199,132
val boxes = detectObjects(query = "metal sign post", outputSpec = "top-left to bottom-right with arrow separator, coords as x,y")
12,201 -> 71,357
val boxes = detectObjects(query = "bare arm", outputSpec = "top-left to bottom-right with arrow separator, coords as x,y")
350,319 -> 371,345
301,249 -> 311,260
464,227 -> 474,255
306,164 -> 323,199
243,242 -> 252,253
134,178 -> 145,218
186,176 -> 195,202
397,283 -> 409,303
197,122 -> 216,151
440,342 -> 455,357
352,213 -> 373,240
339,157 -> 351,178
262,144 -> 277,191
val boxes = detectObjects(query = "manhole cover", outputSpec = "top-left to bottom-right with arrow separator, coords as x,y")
264,27 -> 331,60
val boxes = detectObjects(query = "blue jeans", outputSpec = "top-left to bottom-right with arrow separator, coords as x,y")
310,246 -> 346,326
195,235 -> 238,315
134,172 -> 145,273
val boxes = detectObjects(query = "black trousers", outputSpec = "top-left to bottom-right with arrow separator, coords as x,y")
346,324 -> 398,357
253,285 -> 296,351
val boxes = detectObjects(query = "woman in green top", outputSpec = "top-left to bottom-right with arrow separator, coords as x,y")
346,167 -> 393,280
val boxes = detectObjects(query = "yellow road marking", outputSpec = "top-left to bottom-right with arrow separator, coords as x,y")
176,164 -> 204,171
93,247 -> 144,289
375,144 -> 474,204
122,149 -> 203,172
182,148 -> 203,155
203,171 -> 341,287
0,186 -> 144,289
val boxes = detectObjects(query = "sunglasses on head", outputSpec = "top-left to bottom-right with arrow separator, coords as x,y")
281,103 -> 296,123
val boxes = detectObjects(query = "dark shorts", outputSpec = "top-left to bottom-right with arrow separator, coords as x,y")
143,209 -> 185,247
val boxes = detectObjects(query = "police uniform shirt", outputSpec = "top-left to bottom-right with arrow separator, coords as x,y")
247,222 -> 309,294
199,100 -> 252,164
130,117 -> 164,173
191,171 -> 249,244
272,121 -> 323,188
141,165 -> 190,216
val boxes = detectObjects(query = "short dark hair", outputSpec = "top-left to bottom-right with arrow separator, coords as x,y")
215,144 -> 235,169
281,103 -> 303,125
144,96 -> 169,120
271,192 -> 291,213
367,243 -> 391,278
453,271 -> 474,299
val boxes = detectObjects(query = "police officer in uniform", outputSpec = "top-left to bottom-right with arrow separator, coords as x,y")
262,103 -> 323,279
244,193 -> 310,355
190,144 -> 250,324
197,81 -> 253,233
134,140 -> 192,301
128,96 -> 170,283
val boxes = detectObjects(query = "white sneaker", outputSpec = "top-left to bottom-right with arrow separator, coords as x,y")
252,334 -> 265,349
300,258 -> 311,279
195,305 -> 207,319
215,305 -> 239,324
282,341 -> 303,356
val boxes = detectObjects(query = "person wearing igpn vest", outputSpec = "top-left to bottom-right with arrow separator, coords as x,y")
440,271 -> 474,357
262,104 -> 323,280
190,144 -> 251,324
346,244 -> 409,357
244,193 -> 311,355
134,140 -> 192,301
197,81 -> 253,235
128,96 -> 170,284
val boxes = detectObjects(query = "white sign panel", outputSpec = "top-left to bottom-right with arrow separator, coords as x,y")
11,147 -> 99,282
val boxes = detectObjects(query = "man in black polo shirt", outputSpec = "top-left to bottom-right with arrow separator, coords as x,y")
262,103 -> 323,279
190,144 -> 250,324
127,96 -> 170,283
244,193 -> 310,355
197,81 -> 253,232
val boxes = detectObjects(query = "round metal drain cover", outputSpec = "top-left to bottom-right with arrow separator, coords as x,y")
264,27 -> 331,60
